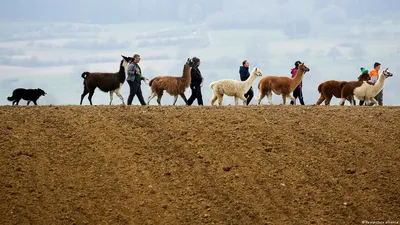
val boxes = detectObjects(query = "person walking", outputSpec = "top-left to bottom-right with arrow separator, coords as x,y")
239,60 -> 254,105
187,57 -> 204,106
126,54 -> 147,105
369,62 -> 383,105
290,60 -> 305,105
358,67 -> 369,106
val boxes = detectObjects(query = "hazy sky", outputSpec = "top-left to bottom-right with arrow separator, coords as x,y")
1,0 -> 399,106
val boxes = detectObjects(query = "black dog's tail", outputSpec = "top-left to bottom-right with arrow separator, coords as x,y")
81,72 -> 90,79
7,96 -> 15,101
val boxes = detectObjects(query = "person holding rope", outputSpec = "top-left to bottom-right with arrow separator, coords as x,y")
126,54 -> 148,105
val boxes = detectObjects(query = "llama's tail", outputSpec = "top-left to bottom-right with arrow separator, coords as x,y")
258,80 -> 263,90
210,82 -> 216,89
149,78 -> 156,87
317,83 -> 323,93
7,96 -> 14,101
81,72 -> 90,79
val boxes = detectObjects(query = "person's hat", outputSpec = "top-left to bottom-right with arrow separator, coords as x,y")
360,67 -> 369,74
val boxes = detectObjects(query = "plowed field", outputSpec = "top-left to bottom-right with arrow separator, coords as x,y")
0,105 -> 399,225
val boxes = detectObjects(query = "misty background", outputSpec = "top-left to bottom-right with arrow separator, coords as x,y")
0,0 -> 399,106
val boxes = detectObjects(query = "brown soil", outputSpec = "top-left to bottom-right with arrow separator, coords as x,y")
0,105 -> 399,225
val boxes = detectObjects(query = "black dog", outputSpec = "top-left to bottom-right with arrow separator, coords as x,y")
7,88 -> 47,105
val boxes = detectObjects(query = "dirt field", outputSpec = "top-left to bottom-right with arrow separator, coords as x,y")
0,105 -> 399,225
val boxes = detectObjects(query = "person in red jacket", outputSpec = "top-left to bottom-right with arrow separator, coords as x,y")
290,60 -> 305,105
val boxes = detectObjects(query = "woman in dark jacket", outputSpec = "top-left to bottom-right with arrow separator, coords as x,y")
239,60 -> 253,105
187,57 -> 204,106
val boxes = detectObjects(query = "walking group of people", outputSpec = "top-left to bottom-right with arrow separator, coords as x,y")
124,54 -> 204,106
124,54 -> 384,106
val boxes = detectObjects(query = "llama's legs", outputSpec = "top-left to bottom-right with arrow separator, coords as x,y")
350,96 -> 355,106
257,92 -> 266,105
238,95 -> 247,105
114,87 -> 125,105
173,95 -> 179,105
267,92 -> 273,105
27,101 -> 30,105
370,97 -> 378,106
287,94 -> 296,105
88,90 -> 95,105
156,93 -> 163,106
217,94 -> 224,106
147,92 -> 157,105
109,91 -> 114,105
324,96 -> 332,105
80,88 -> 89,105
281,94 -> 287,105
179,93 -> 188,105
338,98 -> 346,106
234,96 -> 239,105
346,96 -> 355,105
210,94 -> 217,106
316,94 -> 325,105
33,100 -> 37,105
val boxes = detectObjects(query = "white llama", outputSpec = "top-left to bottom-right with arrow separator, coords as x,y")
210,67 -> 263,106
353,68 -> 393,106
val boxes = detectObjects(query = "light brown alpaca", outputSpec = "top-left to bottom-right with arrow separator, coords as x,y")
147,58 -> 192,105
257,63 -> 310,105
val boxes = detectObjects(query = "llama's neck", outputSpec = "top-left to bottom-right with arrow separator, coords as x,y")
291,69 -> 305,89
372,73 -> 386,94
180,65 -> 191,87
242,72 -> 257,90
118,62 -> 126,83
182,65 -> 190,80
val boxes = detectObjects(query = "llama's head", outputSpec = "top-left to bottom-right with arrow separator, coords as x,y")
357,72 -> 371,81
251,67 -> 263,77
298,63 -> 310,73
186,58 -> 193,66
37,88 -> 46,96
382,68 -> 393,78
121,55 -> 133,69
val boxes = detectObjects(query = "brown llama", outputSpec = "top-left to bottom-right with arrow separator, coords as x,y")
257,62 -> 310,105
80,55 -> 131,105
147,58 -> 192,105
338,73 -> 372,106
316,73 -> 371,105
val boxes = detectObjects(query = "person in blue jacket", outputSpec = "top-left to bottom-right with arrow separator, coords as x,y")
239,60 -> 254,105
